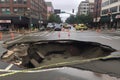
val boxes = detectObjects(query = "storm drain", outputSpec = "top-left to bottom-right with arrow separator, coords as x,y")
1,40 -> 116,69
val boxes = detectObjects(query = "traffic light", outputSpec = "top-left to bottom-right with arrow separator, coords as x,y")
54,9 -> 61,14
72,9 -> 74,13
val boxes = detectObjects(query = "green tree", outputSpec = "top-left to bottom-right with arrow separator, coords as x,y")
48,14 -> 62,23
65,14 -> 93,24
65,15 -> 76,24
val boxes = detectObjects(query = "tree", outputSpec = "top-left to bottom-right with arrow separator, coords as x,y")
65,15 -> 76,24
48,14 -> 62,23
65,14 -> 93,25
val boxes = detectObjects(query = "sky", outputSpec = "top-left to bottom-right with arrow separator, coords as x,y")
45,0 -> 84,21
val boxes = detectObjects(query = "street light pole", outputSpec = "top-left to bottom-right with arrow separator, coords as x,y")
27,8 -> 32,30
95,0 -> 99,29
38,0 -> 42,29
108,12 -> 113,30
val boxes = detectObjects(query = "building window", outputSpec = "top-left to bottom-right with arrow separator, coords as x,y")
102,1 -> 109,7
13,0 -> 27,4
102,9 -> 109,15
0,0 -> 10,3
0,7 -> 10,14
13,8 -> 18,12
110,6 -> 117,13
110,0 -> 118,4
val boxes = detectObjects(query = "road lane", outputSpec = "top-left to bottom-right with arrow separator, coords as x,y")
0,67 -> 119,80
1,30 -> 120,79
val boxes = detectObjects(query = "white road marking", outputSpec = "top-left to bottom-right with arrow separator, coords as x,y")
46,33 -> 51,36
5,64 -> 14,71
40,31 -> 49,36
112,36 -> 120,39
0,41 -> 3,44
28,31 -> 49,37
0,67 -> 67,73
100,36 -> 112,40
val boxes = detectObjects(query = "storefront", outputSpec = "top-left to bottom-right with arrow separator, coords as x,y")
100,13 -> 120,29
115,14 -> 120,28
0,15 -> 40,30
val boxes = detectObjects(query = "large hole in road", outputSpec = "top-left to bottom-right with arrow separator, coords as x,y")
1,40 -> 116,69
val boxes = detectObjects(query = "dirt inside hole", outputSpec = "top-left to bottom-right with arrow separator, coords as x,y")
1,40 -> 116,69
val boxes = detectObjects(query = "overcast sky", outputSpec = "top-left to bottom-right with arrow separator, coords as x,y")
45,0 -> 90,21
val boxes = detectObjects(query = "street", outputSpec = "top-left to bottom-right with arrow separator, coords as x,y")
0,30 -> 120,80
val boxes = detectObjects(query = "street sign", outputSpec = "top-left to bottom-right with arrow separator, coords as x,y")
0,20 -> 11,23
54,9 -> 61,14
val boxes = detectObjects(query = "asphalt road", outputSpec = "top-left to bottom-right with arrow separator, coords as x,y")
13,30 -> 120,50
0,67 -> 120,80
0,30 -> 120,80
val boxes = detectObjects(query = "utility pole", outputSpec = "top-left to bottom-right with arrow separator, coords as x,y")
95,0 -> 98,29
38,0 -> 40,29
27,8 -> 32,30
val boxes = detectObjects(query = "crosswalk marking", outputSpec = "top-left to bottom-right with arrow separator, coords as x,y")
5,64 -> 13,71
100,35 -> 120,40
0,41 -> 3,44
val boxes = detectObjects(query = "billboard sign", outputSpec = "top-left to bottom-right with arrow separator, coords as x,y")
0,20 -> 11,23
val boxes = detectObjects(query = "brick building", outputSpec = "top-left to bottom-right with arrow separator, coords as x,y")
93,0 -> 102,23
0,0 -> 47,30
46,2 -> 54,19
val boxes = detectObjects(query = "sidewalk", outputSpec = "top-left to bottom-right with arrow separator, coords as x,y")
0,31 -> 22,41
0,29 -> 39,41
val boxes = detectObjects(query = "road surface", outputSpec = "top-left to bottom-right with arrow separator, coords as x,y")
0,30 -> 120,80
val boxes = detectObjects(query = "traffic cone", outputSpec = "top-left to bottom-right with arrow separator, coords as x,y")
96,29 -> 101,33
0,32 -> 2,40
68,32 -> 70,37
10,32 -> 15,40
92,28 -> 95,31
58,32 -> 60,38
81,29 -> 83,32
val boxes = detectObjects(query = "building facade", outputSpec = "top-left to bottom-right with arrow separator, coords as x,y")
77,0 -> 94,16
46,2 -> 54,19
101,0 -> 120,28
0,0 -> 47,29
93,0 -> 102,23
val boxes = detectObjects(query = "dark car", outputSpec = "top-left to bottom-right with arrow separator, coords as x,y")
0,27 -> 9,31
54,24 -> 62,31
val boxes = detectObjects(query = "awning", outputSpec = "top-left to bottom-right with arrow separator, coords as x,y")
100,16 -> 110,23
116,15 -> 120,19
100,14 -> 117,23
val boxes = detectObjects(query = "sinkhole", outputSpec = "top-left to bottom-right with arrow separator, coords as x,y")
1,40 -> 116,69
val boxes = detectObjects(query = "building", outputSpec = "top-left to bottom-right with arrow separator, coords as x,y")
0,0 -> 47,30
86,0 -> 94,2
93,0 -> 102,23
77,0 -> 94,16
46,2 -> 54,19
101,0 -> 120,28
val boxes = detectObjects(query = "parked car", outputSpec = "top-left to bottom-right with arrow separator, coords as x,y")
75,24 -> 88,30
54,24 -> 62,31
39,26 -> 45,31
46,23 -> 54,30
